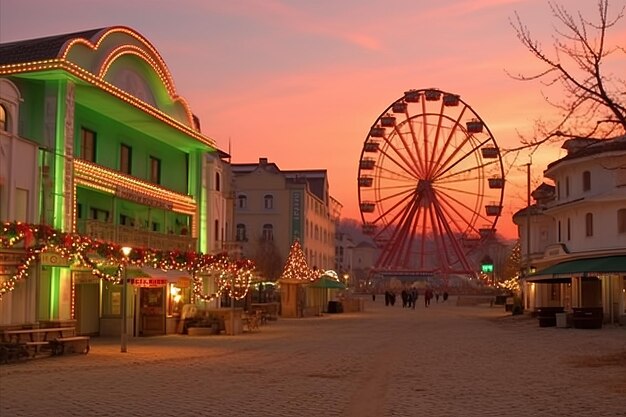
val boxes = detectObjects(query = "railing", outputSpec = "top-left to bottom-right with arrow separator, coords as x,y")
78,220 -> 196,252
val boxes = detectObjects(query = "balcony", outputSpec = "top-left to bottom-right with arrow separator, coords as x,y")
78,220 -> 196,252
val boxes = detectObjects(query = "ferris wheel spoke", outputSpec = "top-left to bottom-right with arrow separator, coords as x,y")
433,189 -> 480,236
399,199 -> 423,267
424,100 -> 446,179
374,185 -> 414,208
431,196 -> 475,272
427,203 -> 450,271
371,188 -> 418,230
435,184 -> 482,198
434,158 -> 500,183
419,203 -> 428,269
435,188 -> 491,228
428,104 -> 468,176
378,143 -> 421,179
433,136 -> 492,179
378,195 -> 419,267
376,163 -> 420,184
400,116 -> 427,178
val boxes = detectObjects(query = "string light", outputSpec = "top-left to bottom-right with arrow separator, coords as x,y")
280,240 -> 314,281
0,221 -> 255,300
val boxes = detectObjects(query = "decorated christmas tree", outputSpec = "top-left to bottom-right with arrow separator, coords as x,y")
280,240 -> 311,280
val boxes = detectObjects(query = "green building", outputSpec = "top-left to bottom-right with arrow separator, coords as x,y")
0,27 -> 227,336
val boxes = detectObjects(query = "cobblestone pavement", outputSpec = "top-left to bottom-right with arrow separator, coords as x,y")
1,297 -> 625,417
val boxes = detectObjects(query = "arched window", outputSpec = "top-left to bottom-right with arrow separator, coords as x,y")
582,171 -> 591,192
237,194 -> 247,209
264,194 -> 274,209
262,224 -> 274,241
236,224 -> 247,241
215,172 -> 221,192
585,213 -> 593,237
0,104 -> 7,132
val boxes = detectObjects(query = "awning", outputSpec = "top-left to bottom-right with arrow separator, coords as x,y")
526,276 -> 572,284
309,276 -> 346,289
526,255 -> 626,283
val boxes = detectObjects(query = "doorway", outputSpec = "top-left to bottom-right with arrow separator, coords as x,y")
75,282 -> 100,336
138,287 -> 165,336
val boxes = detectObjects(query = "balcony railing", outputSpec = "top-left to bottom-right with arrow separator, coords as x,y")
78,220 -> 196,252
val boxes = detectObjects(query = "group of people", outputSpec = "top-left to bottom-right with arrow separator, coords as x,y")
378,288 -> 449,308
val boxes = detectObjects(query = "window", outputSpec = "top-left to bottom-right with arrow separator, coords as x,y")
618,209 -> 626,234
262,224 -> 274,241
264,194 -> 274,209
0,104 -> 7,132
120,144 -> 132,175
215,172 -> 221,192
150,156 -> 161,184
582,171 -> 591,192
89,208 -> 109,222
565,176 -> 570,197
237,194 -> 247,209
236,224 -> 247,241
558,220 -> 561,241
567,218 -> 571,241
585,212 -> 593,237
80,128 -> 96,162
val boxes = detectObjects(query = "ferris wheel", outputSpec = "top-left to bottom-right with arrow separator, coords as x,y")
357,88 -> 505,276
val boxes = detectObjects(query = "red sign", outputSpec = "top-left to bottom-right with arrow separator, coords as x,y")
128,278 -> 168,288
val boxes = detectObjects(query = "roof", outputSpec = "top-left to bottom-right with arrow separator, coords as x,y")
0,28 -> 105,65
547,135 -> 626,171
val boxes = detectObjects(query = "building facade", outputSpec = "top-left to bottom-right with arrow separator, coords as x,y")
0,27 -> 227,334
513,137 -> 626,325
231,158 -> 337,279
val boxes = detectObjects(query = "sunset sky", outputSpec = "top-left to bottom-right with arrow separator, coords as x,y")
2,0 -> 625,239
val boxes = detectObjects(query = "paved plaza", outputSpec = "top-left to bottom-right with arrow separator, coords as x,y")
1,296 -> 625,417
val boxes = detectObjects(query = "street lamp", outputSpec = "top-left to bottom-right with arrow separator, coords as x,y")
120,246 -> 132,353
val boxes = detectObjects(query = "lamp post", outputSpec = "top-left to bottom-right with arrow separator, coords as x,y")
120,246 -> 132,353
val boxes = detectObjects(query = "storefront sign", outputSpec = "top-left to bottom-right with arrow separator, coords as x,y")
41,252 -> 71,267
116,186 -> 173,210
128,278 -> 168,288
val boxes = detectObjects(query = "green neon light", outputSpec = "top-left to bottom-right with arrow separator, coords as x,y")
481,264 -> 494,273
49,268 -> 60,318
53,81 -> 67,230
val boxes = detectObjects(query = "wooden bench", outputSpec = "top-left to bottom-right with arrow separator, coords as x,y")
50,336 -> 90,355
1,327 -> 88,357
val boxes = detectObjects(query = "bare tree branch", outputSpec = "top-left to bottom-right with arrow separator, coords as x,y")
507,0 -> 626,154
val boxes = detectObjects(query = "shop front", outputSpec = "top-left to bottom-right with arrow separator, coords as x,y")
99,271 -> 192,337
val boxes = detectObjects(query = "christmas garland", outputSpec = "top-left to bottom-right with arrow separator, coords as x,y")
0,222 -> 255,300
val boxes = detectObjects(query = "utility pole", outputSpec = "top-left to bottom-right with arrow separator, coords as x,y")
526,161 -> 531,277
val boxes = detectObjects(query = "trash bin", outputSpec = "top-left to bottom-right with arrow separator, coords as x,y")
555,312 -> 569,328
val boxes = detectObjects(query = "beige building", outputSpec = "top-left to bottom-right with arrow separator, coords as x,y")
231,158 -> 337,279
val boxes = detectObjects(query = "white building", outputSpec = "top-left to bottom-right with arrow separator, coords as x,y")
514,136 -> 626,326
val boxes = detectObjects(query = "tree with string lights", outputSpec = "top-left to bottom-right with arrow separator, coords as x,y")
280,240 -> 311,280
